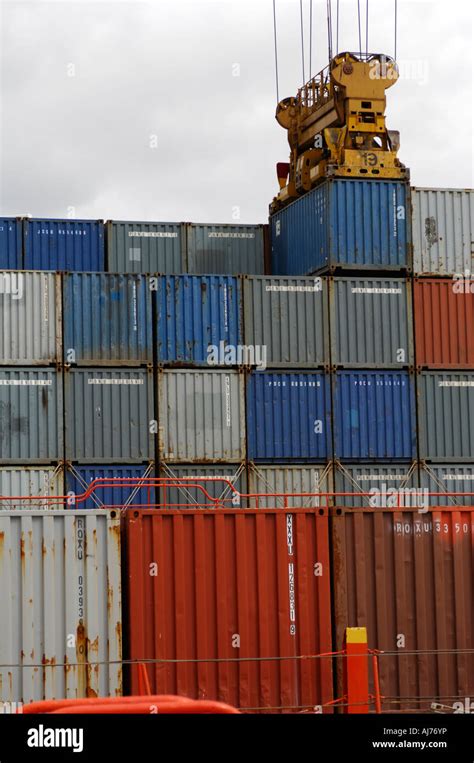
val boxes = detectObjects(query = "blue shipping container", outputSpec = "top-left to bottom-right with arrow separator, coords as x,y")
334,371 -> 416,460
24,218 -> 105,271
66,465 -> 155,509
157,275 -> 242,365
64,273 -> 153,365
0,218 -> 22,269
247,371 -> 331,461
271,179 -> 411,275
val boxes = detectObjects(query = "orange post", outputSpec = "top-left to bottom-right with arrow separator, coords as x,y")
343,627 -> 369,714
372,652 -> 382,713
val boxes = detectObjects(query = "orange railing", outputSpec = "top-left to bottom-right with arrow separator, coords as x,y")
1,474 -> 472,512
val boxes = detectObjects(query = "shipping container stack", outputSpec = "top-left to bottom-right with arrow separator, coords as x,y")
270,177 -> 420,506
0,190 -> 472,709
268,179 -> 474,711
0,267 -> 64,509
244,274 -> 332,506
412,188 -> 474,506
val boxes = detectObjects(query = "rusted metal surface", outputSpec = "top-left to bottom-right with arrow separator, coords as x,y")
126,508 -> 333,712
331,507 -> 474,712
414,278 -> 474,368
0,510 -> 122,703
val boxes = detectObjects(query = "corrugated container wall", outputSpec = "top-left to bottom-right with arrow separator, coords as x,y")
331,507 -> 474,711
0,368 -> 63,462
0,467 -> 64,509
270,179 -> 411,276
65,368 -> 154,463
413,278 -> 474,368
23,219 -> 105,271
419,464 -> 474,507
106,221 -> 185,274
0,218 -> 22,269
0,272 -> 62,365
0,510 -> 122,703
247,463 -> 333,508
243,276 -> 328,368
418,372 -> 474,461
63,273 -> 153,365
333,462 -> 420,508
333,371 -> 416,460
329,277 -> 413,367
159,463 -> 247,507
186,224 -> 265,275
246,372 -> 331,461
125,508 -> 333,712
412,188 -> 474,275
66,464 -> 155,509
157,275 -> 242,366
158,370 -> 245,463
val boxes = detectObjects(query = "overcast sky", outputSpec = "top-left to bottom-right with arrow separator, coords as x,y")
0,0 -> 472,223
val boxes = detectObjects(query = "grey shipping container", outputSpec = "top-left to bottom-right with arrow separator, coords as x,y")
186,223 -> 265,275
243,276 -> 328,367
412,188 -> 474,276
0,272 -> 62,365
247,463 -> 332,508
0,368 -> 63,463
106,220 -> 185,273
329,277 -> 413,368
0,466 -> 64,509
418,372 -> 474,461
333,462 -> 421,508
65,368 -> 154,463
0,510 -> 122,703
159,463 -> 247,507
158,369 -> 246,463
419,463 -> 474,506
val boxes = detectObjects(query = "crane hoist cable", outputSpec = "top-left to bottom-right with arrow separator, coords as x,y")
366,0 -> 369,57
309,0 -> 313,79
336,0 -> 339,55
394,0 -> 398,59
327,0 -> 333,61
273,0 -> 280,103
300,0 -> 305,83
357,0 -> 362,56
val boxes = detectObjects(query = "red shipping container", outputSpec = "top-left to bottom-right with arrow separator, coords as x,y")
331,507 -> 474,712
414,278 -> 474,367
125,508 -> 333,713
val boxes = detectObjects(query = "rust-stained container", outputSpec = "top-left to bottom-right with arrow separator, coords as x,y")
331,507 -> 474,712
413,278 -> 474,368
0,509 -> 122,703
125,508 -> 333,712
